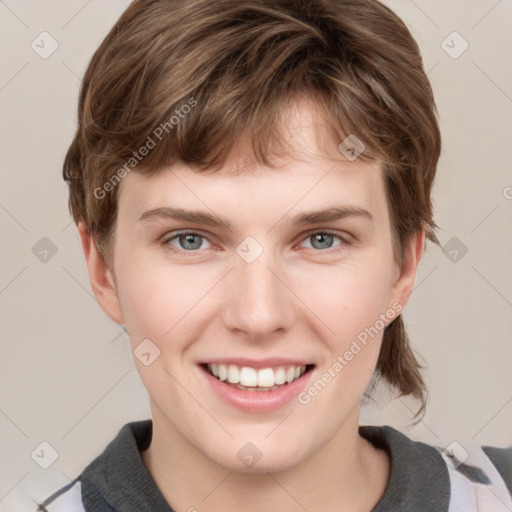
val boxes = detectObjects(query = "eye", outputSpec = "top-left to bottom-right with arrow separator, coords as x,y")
298,230 -> 349,251
161,229 -> 351,254
162,231 -> 212,252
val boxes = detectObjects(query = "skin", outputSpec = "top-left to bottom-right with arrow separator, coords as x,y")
79,100 -> 424,512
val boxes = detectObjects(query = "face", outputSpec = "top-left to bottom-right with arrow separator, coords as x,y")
87,102 -> 419,473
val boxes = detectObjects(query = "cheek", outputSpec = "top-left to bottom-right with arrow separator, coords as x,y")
298,258 -> 394,404
303,259 -> 394,344
114,257 -> 205,398
295,267 -> 393,420
115,247 -> 206,333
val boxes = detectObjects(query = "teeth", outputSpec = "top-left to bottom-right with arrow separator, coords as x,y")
206,363 -> 308,388
240,366 -> 257,386
218,364 -> 227,381
257,368 -> 274,387
274,367 -> 286,385
227,364 -> 240,384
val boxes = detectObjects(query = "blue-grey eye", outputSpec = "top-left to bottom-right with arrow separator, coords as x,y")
167,232 -> 211,251
302,232 -> 342,250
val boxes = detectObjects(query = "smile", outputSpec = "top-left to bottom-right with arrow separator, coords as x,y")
199,361 -> 315,411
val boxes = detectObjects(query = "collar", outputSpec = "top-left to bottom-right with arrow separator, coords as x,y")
358,424 -> 450,511
80,419 -> 450,511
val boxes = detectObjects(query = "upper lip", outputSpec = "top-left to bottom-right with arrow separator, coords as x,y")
200,358 -> 314,369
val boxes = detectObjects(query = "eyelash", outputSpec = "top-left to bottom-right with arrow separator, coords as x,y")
161,230 -> 352,255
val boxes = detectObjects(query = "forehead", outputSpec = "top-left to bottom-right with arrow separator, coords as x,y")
118,162 -> 387,236
117,100 -> 388,228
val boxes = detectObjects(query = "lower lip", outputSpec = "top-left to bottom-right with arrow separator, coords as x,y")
199,365 -> 314,412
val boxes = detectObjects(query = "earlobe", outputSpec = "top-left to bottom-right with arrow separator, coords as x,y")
77,222 -> 125,324
388,230 -> 425,313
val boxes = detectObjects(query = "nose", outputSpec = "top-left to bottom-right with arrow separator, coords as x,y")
220,250 -> 296,341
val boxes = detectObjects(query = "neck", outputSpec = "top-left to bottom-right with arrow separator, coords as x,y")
142,404 -> 390,512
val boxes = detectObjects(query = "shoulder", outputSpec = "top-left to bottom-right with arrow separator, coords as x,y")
35,477 -> 85,512
360,424 -> 512,511
36,419 -> 154,512
482,444 -> 512,494
438,441 -> 512,511
359,424 -> 452,510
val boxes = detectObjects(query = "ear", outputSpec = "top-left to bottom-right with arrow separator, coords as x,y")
387,229 -> 425,312
77,222 -> 125,324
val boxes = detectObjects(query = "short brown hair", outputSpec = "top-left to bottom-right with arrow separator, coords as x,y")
64,0 -> 441,420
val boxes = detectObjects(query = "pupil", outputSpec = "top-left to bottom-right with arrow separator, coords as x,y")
181,234 -> 201,250
313,233 -> 332,249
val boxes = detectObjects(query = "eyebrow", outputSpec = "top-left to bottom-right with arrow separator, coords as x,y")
138,206 -> 374,231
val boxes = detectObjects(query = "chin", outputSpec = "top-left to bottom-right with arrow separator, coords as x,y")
203,438 -> 311,474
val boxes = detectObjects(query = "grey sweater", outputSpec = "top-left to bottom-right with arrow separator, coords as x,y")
38,419 -> 512,511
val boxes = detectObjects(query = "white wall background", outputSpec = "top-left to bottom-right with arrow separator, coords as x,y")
1,0 -> 511,509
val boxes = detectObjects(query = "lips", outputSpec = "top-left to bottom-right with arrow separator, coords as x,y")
199,360 -> 315,412
200,357 -> 315,392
